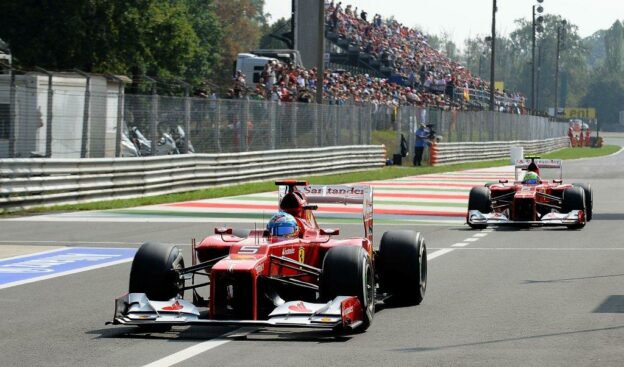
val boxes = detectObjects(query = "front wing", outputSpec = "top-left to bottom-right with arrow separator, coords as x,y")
467,209 -> 585,226
110,293 -> 364,330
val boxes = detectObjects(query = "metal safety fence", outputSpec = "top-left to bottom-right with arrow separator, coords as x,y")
0,145 -> 386,212
1,72 -> 567,160
0,72 -> 372,158
382,107 -> 568,159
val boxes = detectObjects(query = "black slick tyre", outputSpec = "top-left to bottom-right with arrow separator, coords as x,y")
572,183 -> 593,221
562,187 -> 586,229
378,230 -> 427,306
467,186 -> 491,229
129,242 -> 185,301
320,246 -> 375,332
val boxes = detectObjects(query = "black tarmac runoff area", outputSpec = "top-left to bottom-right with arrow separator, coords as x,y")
1,136 -> 623,367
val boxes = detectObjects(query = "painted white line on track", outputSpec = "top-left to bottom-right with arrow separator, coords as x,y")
463,238 -> 480,242
0,247 -> 70,262
473,233 -> 488,237
0,258 -> 133,290
142,327 -> 256,367
451,243 -> 469,247
428,248 -> 455,260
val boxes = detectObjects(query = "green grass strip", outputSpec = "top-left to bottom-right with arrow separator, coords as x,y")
8,144 -> 619,215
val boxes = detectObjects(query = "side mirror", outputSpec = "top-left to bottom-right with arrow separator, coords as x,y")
215,227 -> 233,235
499,179 -> 508,184
320,228 -> 340,236
553,179 -> 563,184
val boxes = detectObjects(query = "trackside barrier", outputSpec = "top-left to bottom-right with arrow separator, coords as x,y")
0,145 -> 386,212
429,137 -> 570,165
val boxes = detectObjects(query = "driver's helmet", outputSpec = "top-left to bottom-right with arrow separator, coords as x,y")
523,171 -> 540,184
267,211 -> 300,238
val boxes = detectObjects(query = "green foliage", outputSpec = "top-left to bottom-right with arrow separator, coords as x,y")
604,21 -> 624,75
259,17 -> 292,49
581,77 -> 624,124
0,0 -> 222,89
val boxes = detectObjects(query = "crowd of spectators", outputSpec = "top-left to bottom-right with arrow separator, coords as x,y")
228,1 -> 527,114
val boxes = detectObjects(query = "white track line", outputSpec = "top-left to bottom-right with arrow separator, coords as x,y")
142,327 -> 256,367
451,243 -> 469,247
463,238 -> 480,242
0,258 -> 134,290
472,233 -> 489,237
427,248 -> 455,260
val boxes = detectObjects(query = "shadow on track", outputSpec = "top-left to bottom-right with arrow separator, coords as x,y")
522,273 -> 624,285
392,325 -> 624,353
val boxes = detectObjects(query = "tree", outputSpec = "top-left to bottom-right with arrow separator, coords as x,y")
0,0 -> 222,90
581,77 -> 624,124
603,20 -> 624,76
259,18 -> 293,49
213,0 -> 265,85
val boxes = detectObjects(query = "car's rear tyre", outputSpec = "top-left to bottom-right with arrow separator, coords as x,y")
467,186 -> 491,229
562,187 -> 586,229
378,230 -> 427,306
129,242 -> 185,301
320,246 -> 374,332
572,183 -> 593,221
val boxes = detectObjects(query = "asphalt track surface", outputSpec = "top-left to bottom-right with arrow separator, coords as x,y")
1,136 -> 624,367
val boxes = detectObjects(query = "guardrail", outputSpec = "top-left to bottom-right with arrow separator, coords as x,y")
430,137 -> 570,165
0,145 -> 386,212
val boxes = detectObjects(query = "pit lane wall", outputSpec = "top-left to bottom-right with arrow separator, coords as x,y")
430,137 -> 570,165
0,145 -> 386,212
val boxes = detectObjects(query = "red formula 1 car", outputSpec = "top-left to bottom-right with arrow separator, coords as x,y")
466,157 -> 593,230
111,180 -> 427,333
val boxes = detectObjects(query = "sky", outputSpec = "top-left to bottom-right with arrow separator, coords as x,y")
264,0 -> 624,48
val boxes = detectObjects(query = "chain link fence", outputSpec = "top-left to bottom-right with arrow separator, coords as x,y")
376,105 -> 568,160
1,72 -> 566,159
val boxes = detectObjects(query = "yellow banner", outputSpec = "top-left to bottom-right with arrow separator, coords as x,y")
564,108 -> 596,119
494,81 -> 505,91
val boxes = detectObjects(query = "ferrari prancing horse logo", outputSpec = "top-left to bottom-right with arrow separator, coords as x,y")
298,246 -> 305,263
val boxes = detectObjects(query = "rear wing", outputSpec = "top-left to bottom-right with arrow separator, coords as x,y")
514,159 -> 563,181
278,184 -> 374,243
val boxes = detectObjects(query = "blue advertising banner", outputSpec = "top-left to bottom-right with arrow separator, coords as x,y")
0,247 -> 137,289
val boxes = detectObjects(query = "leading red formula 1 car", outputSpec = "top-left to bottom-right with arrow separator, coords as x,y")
466,157 -> 593,230
111,180 -> 427,333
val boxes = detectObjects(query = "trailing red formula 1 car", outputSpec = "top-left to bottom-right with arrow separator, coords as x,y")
111,180 -> 427,333
467,157 -> 593,230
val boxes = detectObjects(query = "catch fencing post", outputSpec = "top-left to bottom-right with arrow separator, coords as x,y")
177,79 -> 191,154
144,76 -> 158,155
74,69 -> 91,158
107,74 -> 126,157
290,102 -> 297,148
36,67 -> 54,158
215,100 -> 222,153
8,67 -> 16,158
333,105 -> 339,146
269,101 -> 276,150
